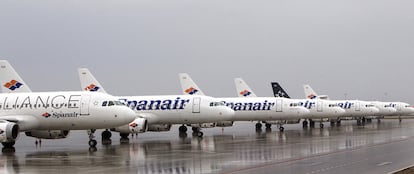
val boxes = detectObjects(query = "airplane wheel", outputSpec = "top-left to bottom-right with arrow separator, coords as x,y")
2,147 -> 15,153
310,120 -> 315,128
179,125 -> 187,133
255,123 -> 262,129
320,123 -> 324,128
192,127 -> 200,132
279,126 -> 284,132
88,139 -> 97,147
120,133 -> 129,139
302,120 -> 308,128
1,142 -> 15,148
197,132 -> 203,137
101,130 -> 112,140
265,123 -> 271,129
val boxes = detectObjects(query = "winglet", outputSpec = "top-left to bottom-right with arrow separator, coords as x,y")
270,82 -> 290,98
234,78 -> 257,97
178,73 -> 205,95
78,68 -> 107,93
0,60 -> 32,93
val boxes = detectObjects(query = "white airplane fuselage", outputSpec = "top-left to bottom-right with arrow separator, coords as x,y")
0,91 -> 136,131
118,95 -> 234,124
331,100 -> 379,117
220,97 -> 309,121
289,99 -> 345,119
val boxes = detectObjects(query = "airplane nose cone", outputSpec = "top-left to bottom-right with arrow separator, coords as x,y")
336,108 -> 346,115
299,107 -> 310,115
371,107 -> 380,114
121,107 -> 137,123
220,107 -> 235,120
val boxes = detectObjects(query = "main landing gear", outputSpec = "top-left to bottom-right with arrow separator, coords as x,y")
256,122 -> 284,132
192,127 -> 204,138
87,129 -> 97,152
101,129 -> 112,145
178,125 -> 203,138
1,142 -> 16,153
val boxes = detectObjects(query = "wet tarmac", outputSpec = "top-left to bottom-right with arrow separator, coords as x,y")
2,119 -> 414,174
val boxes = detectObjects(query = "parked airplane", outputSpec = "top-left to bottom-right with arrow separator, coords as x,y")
178,73 -> 310,131
78,68 -> 235,138
0,61 -> 136,150
234,79 -> 345,128
303,84 -> 414,120
272,83 -> 381,125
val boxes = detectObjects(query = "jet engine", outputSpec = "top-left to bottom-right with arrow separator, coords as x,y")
111,117 -> 147,133
25,130 -> 69,139
0,121 -> 19,142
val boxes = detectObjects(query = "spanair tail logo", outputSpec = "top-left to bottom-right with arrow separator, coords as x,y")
85,84 -> 100,92
307,94 -> 317,99
184,87 -> 199,95
240,90 -> 252,97
4,80 -> 23,91
42,112 -> 51,118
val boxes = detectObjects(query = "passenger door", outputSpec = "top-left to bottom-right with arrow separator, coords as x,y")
192,97 -> 201,113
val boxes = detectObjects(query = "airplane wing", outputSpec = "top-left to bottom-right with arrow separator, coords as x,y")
178,73 -> 205,95
0,60 -> 32,93
234,78 -> 257,97
0,115 -> 40,131
78,68 -> 107,93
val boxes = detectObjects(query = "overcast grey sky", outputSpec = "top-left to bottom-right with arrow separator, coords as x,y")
1,0 -> 414,103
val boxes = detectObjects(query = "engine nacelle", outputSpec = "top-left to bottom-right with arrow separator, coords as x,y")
25,130 -> 69,139
190,123 -> 216,128
215,121 -> 234,127
0,121 -> 19,142
111,117 -> 147,134
147,124 -> 172,132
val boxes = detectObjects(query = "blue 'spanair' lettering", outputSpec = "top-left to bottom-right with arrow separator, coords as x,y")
298,100 -> 315,109
119,97 -> 190,111
337,102 -> 354,109
223,100 -> 275,111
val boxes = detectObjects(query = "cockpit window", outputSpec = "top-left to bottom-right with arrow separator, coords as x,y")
210,102 -> 225,107
114,101 -> 124,106
289,103 -> 300,107
102,101 -> 124,107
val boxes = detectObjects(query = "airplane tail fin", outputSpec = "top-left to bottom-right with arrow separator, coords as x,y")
234,78 -> 257,97
178,73 -> 205,95
0,60 -> 32,93
271,82 -> 290,98
303,84 -> 318,99
78,68 -> 107,93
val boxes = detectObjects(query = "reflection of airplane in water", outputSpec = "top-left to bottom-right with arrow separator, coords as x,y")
0,124 -> 396,174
